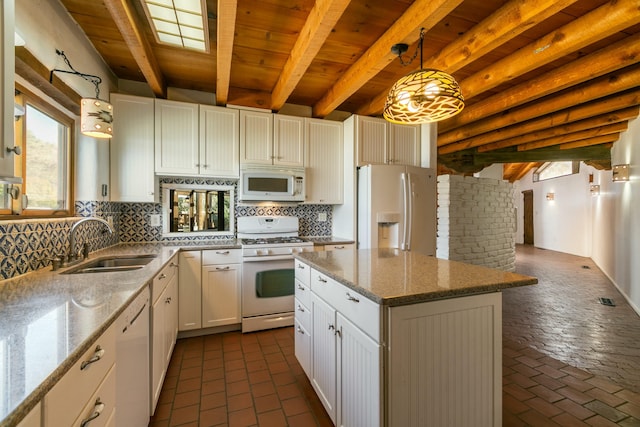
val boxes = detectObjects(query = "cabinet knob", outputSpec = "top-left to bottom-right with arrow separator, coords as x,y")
328,324 -> 335,330
165,296 -> 172,304
297,326 -> 305,334
159,273 -> 166,280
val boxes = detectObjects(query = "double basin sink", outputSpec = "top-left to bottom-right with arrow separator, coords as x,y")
62,254 -> 157,274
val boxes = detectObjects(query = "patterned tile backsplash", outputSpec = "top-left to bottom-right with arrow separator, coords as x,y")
0,176 -> 333,280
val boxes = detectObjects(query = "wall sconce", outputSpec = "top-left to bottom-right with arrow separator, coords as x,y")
383,28 -> 464,124
49,50 -> 113,139
590,184 -> 600,196
546,192 -> 555,201
612,164 -> 630,182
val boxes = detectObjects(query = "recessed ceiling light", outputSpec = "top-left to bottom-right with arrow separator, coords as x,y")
141,0 -> 209,52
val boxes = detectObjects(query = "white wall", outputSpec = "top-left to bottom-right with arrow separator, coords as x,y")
592,117 -> 640,313
15,0 -> 116,201
514,164 -> 594,257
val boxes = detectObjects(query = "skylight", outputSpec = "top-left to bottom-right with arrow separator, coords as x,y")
141,0 -> 209,52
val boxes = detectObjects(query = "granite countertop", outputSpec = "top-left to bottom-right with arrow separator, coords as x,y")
303,236 -> 355,246
0,240 -> 240,426
294,248 -> 537,306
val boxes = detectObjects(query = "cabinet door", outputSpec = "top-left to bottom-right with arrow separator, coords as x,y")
151,286 -> 167,414
310,293 -> 337,423
239,110 -> 273,165
155,99 -> 199,175
200,105 -> 239,177
202,263 -> 241,327
294,318 -> 312,379
178,251 -> 202,331
165,274 -> 179,366
305,119 -> 343,204
17,402 -> 40,427
110,94 -> 157,202
356,116 -> 388,166
336,313 -> 381,427
389,123 -> 420,166
0,0 -> 15,179
273,115 -> 305,166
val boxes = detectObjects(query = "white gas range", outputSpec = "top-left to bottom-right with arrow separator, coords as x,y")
237,216 -> 314,332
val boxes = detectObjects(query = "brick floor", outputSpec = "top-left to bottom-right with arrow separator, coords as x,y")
150,245 -> 640,426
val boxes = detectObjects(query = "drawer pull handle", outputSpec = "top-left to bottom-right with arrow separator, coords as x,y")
318,277 -> 327,283
346,292 -> 360,303
170,262 -> 178,268
297,305 -> 305,312
80,398 -> 105,427
216,250 -> 230,255
216,266 -> 230,270
335,246 -> 345,249
335,328 -> 342,338
297,284 -> 305,290
297,326 -> 305,334
158,273 -> 166,280
297,264 -> 305,269
328,324 -> 335,331
165,297 -> 172,304
81,346 -> 105,370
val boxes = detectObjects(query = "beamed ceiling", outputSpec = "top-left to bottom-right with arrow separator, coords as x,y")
52,0 -> 640,181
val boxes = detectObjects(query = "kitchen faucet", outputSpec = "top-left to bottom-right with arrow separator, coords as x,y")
68,217 -> 114,261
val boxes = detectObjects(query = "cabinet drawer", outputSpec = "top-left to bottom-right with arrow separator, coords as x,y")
72,364 -> 116,427
202,248 -> 241,265
294,259 -> 310,284
295,278 -> 311,307
294,296 -> 311,331
325,244 -> 354,251
311,269 -> 381,341
152,256 -> 178,303
44,325 -> 116,427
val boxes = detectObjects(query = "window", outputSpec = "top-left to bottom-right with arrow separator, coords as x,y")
7,87 -> 74,217
533,161 -> 579,182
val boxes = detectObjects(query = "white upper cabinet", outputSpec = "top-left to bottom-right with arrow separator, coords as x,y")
155,99 -> 200,175
0,0 -> 16,181
305,118 -> 343,204
110,94 -> 157,202
273,115 -> 305,166
200,105 -> 239,177
356,115 -> 420,167
240,110 -> 304,167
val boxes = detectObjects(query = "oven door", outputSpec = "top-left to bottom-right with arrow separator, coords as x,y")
241,257 -> 295,317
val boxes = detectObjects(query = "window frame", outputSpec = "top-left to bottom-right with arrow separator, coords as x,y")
2,85 -> 75,218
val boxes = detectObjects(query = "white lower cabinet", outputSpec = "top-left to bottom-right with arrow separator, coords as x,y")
17,403 -> 40,427
301,267 -> 382,427
178,249 -> 242,332
43,323 -> 116,427
151,257 -> 179,414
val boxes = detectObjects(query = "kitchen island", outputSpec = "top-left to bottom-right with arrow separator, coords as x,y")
293,248 -> 537,427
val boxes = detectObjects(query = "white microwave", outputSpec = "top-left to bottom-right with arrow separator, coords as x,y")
239,167 -> 305,202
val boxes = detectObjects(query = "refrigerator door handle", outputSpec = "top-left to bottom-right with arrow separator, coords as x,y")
401,172 -> 411,251
406,172 -> 413,251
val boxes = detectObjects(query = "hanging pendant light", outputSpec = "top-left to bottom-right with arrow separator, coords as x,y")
50,50 -> 113,139
384,29 -> 464,124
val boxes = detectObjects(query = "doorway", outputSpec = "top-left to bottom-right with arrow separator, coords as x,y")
522,190 -> 534,245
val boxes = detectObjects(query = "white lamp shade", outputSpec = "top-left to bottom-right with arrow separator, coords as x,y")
81,98 -> 113,138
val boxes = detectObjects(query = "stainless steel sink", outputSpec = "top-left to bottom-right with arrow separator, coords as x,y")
62,254 -> 157,274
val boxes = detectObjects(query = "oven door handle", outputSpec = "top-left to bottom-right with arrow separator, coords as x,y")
242,255 -> 295,262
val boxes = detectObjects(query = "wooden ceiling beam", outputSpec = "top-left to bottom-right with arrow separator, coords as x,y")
270,0 -> 350,111
438,64 -> 640,146
559,139 -> 616,150
457,0 -> 640,102
474,144 -> 612,164
355,0 -> 579,117
439,92 -> 640,153
103,0 -> 166,98
15,47 -> 81,116
216,0 -> 238,106
471,106 -> 639,153
509,162 -> 542,182
439,31 -> 640,135
517,122 -> 627,151
312,0 -> 463,118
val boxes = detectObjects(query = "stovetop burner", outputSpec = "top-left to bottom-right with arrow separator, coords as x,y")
241,236 -> 306,246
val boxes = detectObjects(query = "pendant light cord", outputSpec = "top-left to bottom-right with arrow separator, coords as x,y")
49,50 -> 103,99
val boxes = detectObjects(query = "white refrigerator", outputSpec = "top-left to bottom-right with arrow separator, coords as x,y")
358,164 -> 436,256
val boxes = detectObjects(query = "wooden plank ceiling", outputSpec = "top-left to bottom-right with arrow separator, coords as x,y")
56,0 -> 640,181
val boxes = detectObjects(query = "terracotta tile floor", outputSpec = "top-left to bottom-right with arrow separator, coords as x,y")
149,245 -> 640,427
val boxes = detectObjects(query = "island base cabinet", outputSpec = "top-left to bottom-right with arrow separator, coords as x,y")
336,313 -> 381,427
387,292 -> 502,427
310,293 -> 337,423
